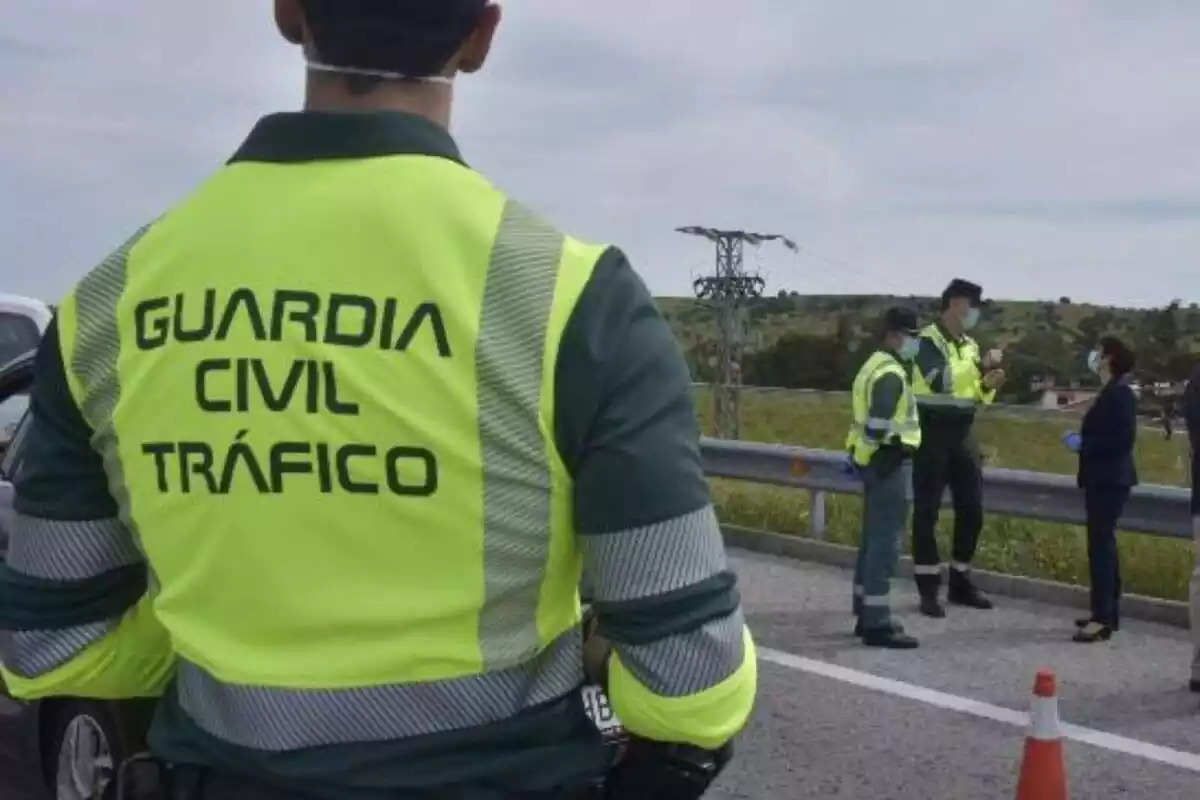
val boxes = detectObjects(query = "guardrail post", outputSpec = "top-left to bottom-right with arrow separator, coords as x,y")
810,490 -> 827,540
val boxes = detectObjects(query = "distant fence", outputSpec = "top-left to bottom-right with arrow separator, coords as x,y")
699,437 -> 1193,541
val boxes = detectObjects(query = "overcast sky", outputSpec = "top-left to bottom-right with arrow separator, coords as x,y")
4,1 -> 1200,307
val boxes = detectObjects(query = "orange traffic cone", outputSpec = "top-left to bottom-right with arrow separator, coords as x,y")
1015,669 -> 1068,800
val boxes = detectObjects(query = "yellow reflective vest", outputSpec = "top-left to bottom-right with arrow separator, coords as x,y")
846,350 -> 921,466
910,323 -> 996,410
50,147 -> 602,737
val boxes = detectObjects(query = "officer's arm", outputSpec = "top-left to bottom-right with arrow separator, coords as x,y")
557,248 -> 756,751
865,373 -> 904,443
914,337 -> 951,393
0,317 -> 173,700
973,357 -> 998,406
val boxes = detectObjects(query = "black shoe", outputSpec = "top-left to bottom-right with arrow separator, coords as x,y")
861,626 -> 920,649
918,595 -> 946,618
1072,622 -> 1114,643
853,618 -> 864,637
1076,617 -> 1120,632
1189,679 -> 1200,693
948,583 -> 994,610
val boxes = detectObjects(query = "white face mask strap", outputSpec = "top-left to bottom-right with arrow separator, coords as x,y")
306,59 -> 454,85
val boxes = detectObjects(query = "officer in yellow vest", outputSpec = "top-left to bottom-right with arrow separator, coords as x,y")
0,2 -> 757,798
910,279 -> 1006,618
847,308 -> 923,649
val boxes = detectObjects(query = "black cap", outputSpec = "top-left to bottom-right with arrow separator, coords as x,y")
882,306 -> 920,335
942,278 -> 984,306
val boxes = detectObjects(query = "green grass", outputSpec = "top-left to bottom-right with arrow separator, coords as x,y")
694,388 -> 1195,602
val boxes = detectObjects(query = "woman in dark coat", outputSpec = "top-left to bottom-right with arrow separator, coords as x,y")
1064,336 -> 1138,642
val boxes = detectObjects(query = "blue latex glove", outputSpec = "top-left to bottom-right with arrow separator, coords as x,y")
840,454 -> 863,479
1062,432 -> 1082,453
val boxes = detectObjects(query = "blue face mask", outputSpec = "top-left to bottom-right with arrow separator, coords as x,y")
963,307 -> 981,330
1086,350 -> 1102,373
897,336 -> 920,362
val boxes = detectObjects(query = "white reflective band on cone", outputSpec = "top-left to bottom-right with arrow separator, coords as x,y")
913,564 -> 942,575
1029,696 -> 1062,741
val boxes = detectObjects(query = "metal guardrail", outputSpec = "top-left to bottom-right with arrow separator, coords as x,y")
691,383 -> 1185,433
699,437 -> 1194,541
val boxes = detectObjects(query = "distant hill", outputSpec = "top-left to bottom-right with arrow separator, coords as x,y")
656,293 -> 1200,403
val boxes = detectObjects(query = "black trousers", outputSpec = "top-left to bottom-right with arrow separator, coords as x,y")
910,418 -> 983,595
1084,484 -> 1130,627
154,766 -> 598,800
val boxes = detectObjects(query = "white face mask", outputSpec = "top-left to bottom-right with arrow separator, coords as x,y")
963,307 -> 981,330
306,59 -> 455,86
897,335 -> 920,361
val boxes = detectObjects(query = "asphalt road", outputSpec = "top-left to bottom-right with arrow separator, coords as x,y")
705,549 -> 1200,799
3,548 -> 1199,799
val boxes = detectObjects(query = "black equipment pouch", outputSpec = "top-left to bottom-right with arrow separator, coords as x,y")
603,737 -> 733,799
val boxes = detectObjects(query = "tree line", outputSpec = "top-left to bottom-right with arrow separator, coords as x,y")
682,296 -> 1199,404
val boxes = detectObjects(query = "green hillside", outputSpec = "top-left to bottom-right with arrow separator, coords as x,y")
657,294 -> 1199,402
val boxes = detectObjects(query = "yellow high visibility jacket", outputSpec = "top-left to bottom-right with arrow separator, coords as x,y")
846,350 -> 921,466
910,322 -> 996,412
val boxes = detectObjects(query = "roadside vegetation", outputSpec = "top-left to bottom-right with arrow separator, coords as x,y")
695,388 -> 1194,602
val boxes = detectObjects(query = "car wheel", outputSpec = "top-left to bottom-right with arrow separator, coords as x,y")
40,700 -> 154,800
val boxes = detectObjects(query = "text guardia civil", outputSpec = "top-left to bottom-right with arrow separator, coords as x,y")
133,289 -> 447,497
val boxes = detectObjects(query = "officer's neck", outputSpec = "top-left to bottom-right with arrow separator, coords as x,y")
304,78 -> 454,130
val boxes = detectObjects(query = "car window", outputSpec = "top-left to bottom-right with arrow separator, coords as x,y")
0,312 -> 40,366
0,391 -> 29,449
0,404 -> 29,479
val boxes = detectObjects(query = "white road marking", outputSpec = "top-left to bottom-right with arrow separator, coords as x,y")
759,647 -> 1200,773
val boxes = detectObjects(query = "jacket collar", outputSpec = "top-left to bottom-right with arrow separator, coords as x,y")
228,111 -> 465,166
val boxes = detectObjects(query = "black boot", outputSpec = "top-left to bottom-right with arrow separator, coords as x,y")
860,622 -> 919,649
918,594 -> 946,618
948,572 -> 993,610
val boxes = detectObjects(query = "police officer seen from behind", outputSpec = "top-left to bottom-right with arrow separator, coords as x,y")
0,2 -> 757,799
910,279 -> 1006,618
847,308 -> 923,649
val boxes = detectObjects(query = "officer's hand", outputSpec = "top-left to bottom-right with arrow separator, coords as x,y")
982,348 -> 1003,369
982,368 -> 1006,390
582,613 -> 611,686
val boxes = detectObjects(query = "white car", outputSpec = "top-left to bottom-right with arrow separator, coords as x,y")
0,294 -> 50,451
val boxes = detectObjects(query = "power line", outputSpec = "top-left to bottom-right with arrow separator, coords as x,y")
676,226 -> 798,439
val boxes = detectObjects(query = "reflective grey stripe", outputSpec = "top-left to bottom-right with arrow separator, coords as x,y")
854,420 -> 920,436
862,595 -> 891,608
912,564 -> 942,575
475,201 -> 565,669
70,225 -> 155,544
581,505 -> 727,603
916,394 -> 977,408
0,620 -> 116,679
176,627 -> 586,751
613,610 -> 744,698
950,562 -> 970,573
6,515 -> 141,581
864,417 -> 894,431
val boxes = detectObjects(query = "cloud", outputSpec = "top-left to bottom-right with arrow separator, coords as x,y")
3,1 -> 1200,307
